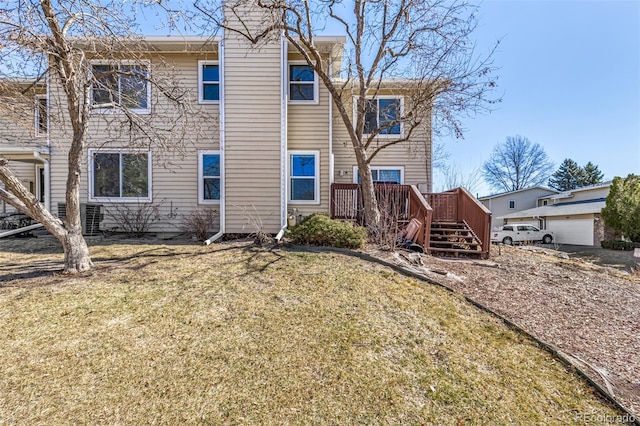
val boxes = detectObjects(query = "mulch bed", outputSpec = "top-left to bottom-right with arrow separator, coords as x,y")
379,245 -> 640,417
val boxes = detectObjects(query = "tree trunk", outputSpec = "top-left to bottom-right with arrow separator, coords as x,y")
354,153 -> 381,230
61,229 -> 93,273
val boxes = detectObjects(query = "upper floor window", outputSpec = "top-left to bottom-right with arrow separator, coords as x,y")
289,63 -> 318,103
508,200 -> 516,209
91,62 -> 150,113
198,150 -> 221,203
89,149 -> 152,202
358,97 -> 403,136
289,151 -> 319,203
198,60 -> 219,103
35,96 -> 47,137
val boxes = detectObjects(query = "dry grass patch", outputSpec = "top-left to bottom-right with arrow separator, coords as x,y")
0,239 -> 623,424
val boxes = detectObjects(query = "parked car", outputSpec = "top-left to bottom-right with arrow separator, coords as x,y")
491,224 -> 554,245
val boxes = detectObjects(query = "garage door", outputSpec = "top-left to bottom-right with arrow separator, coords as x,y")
546,218 -> 594,246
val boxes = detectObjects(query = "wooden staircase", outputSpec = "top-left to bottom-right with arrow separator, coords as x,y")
331,184 -> 492,260
429,221 -> 484,258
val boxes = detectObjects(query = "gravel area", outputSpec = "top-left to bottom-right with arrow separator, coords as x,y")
386,245 -> 640,417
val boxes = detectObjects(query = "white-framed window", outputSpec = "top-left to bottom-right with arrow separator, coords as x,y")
88,149 -> 152,202
355,96 -> 404,136
352,166 -> 404,184
198,60 -> 220,104
198,150 -> 221,204
508,200 -> 516,209
34,96 -> 47,137
35,164 -> 45,203
90,61 -> 151,114
288,62 -> 318,104
288,150 -> 319,204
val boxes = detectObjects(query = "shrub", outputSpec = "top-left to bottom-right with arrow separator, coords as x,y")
181,208 -> 217,241
287,213 -> 367,249
600,240 -> 640,251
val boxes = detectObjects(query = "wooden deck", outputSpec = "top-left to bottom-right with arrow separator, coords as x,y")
331,184 -> 491,259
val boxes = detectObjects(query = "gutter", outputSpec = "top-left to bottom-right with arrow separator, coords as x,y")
205,39 -> 226,246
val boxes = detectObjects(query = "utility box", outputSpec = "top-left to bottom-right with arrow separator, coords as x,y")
57,203 -> 103,236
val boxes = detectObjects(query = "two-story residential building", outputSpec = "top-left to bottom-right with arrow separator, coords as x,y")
0,80 -> 49,215
479,186 -> 558,230
498,182 -> 612,246
2,27 -> 432,237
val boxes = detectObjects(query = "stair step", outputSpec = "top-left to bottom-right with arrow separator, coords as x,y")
430,228 -> 472,234
432,222 -> 465,228
429,247 -> 482,254
429,241 -> 481,248
430,234 -> 476,240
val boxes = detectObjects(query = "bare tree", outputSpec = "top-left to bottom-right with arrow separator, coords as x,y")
482,135 -> 554,192
195,0 -> 497,230
0,0 -> 204,273
437,162 -> 482,194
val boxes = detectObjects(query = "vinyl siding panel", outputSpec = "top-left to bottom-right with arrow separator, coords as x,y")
287,76 -> 331,217
331,95 -> 430,190
223,31 -> 283,233
48,50 -> 221,234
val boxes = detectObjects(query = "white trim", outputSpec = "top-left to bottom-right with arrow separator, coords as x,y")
89,60 -> 152,115
353,95 -> 404,138
34,164 -> 45,203
197,60 -> 220,104
352,165 -> 405,184
281,34 -> 289,227
34,95 -> 47,138
287,61 -> 319,105
88,148 -> 152,202
198,150 -> 221,205
288,150 -> 320,205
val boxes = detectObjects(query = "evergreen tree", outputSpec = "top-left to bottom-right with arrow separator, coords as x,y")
548,159 -> 585,191
580,162 -> 604,186
602,174 -> 640,242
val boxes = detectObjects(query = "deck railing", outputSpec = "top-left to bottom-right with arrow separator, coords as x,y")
426,187 -> 492,258
331,183 -> 433,249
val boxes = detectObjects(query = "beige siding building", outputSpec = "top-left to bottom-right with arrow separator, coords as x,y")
3,10 -> 433,237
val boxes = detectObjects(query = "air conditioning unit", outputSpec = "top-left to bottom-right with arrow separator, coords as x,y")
57,203 -> 103,236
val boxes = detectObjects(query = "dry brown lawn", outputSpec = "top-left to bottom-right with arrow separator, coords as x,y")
0,238 -> 626,424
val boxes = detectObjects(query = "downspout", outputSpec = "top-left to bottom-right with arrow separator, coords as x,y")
328,55 -> 334,186
276,31 -> 288,241
33,151 -> 50,212
205,39 -> 226,245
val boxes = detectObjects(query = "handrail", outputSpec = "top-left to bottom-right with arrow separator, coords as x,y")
331,183 -> 433,252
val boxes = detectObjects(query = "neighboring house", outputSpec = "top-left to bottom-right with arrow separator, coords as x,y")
498,182 -> 612,246
1,10 -> 433,237
479,186 -> 558,230
0,80 -> 49,214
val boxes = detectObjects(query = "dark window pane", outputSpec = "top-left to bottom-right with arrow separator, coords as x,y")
203,83 -> 219,101
378,99 -> 400,134
291,178 -> 314,200
290,83 -> 314,101
92,65 -> 117,106
120,65 -> 148,109
203,177 -> 220,200
37,98 -> 47,132
290,65 -> 313,82
377,169 -> 401,183
202,65 -> 219,82
203,154 -> 220,177
363,99 -> 377,134
122,154 -> 149,197
94,153 -> 120,197
291,155 -> 315,177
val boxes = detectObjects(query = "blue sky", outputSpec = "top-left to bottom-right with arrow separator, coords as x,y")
143,0 -> 639,196
443,0 -> 640,196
